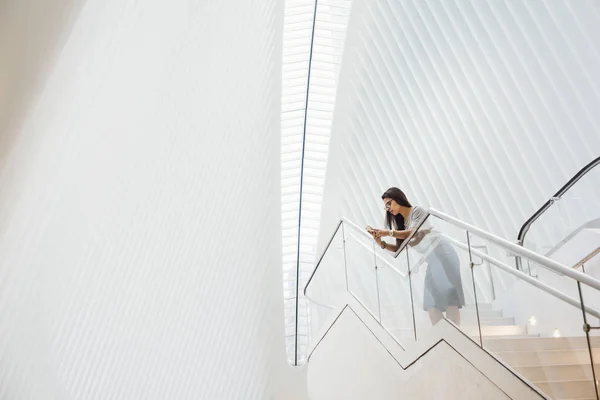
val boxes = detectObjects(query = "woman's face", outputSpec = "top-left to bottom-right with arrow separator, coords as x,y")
383,197 -> 400,216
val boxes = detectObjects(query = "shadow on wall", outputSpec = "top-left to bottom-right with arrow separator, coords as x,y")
0,0 -> 87,167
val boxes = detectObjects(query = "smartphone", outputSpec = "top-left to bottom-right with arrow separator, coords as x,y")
366,225 -> 375,233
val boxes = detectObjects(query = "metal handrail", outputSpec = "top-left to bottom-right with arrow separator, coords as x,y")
429,208 -> 600,292
303,210 -> 600,400
517,156 -> 600,248
444,234 -> 600,319
304,209 -> 600,300
573,246 -> 600,270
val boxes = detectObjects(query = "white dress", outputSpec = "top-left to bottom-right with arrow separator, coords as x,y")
404,206 -> 466,311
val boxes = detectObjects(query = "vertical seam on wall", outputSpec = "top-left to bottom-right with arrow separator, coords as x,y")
294,0 -> 319,366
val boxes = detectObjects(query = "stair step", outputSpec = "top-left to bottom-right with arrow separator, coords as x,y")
462,317 -> 515,326
560,397 -> 600,400
515,363 -> 600,382
461,325 -> 528,337
559,397 -> 599,400
483,336 -> 600,352
373,301 -> 600,398
461,309 -> 504,319
381,309 -> 504,321
560,398 -> 598,400
474,334 -> 541,340
495,348 -> 600,367
562,398 -> 599,400
383,305 -> 600,399
386,330 -> 539,340
463,303 -> 493,310
535,379 -> 599,399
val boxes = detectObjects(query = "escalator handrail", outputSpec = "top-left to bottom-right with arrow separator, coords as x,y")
517,156 -> 600,246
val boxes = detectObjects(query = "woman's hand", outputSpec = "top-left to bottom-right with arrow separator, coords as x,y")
367,227 -> 386,248
372,229 -> 389,240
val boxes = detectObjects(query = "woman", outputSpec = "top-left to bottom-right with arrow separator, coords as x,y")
368,187 -> 465,326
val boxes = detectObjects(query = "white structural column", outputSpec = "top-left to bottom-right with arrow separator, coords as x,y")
0,1 -> 287,399
320,0 -> 600,248
281,0 -> 351,365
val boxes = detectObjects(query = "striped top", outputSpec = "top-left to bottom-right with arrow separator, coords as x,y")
405,205 -> 429,230
404,205 -> 444,254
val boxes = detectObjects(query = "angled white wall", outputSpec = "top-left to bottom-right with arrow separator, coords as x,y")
0,1 -> 293,399
0,0 -> 85,162
319,0 -> 600,247
307,297 -> 543,400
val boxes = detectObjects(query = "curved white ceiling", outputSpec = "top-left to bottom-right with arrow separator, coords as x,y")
320,0 -> 600,249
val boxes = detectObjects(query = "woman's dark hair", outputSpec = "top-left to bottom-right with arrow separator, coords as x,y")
381,187 -> 412,233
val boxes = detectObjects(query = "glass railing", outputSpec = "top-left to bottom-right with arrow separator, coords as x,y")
305,211 -> 600,399
517,157 -> 600,277
304,221 -> 346,349
304,218 -> 416,348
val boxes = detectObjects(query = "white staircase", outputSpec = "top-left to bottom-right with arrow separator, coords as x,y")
307,296 -> 548,400
463,304 -> 600,400
382,303 -> 599,398
461,304 -> 537,338
309,213 -> 600,399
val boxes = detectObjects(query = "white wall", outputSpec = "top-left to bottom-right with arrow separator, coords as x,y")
319,0 -> 600,249
0,1 -> 294,399
0,0 -> 85,164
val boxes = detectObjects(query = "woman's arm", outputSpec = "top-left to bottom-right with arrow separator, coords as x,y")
373,228 -> 413,240
376,227 -> 432,251
380,241 -> 400,252
369,230 -> 400,252
407,228 -> 432,246
369,229 -> 410,252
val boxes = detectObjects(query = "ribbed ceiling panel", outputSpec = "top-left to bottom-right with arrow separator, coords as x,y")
320,0 -> 600,249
